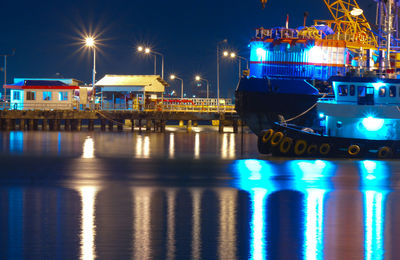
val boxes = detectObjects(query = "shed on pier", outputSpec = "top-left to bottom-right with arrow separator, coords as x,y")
95,75 -> 169,110
4,79 -> 80,110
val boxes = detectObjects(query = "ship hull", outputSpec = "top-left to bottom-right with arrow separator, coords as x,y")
235,77 -> 319,135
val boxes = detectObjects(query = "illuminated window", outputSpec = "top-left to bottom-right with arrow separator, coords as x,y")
43,92 -> 52,101
26,91 -> 36,100
338,85 -> 348,96
350,85 -> 355,96
390,86 -> 396,97
358,86 -> 366,97
59,91 -> 68,101
13,91 -> 21,100
379,87 -> 386,97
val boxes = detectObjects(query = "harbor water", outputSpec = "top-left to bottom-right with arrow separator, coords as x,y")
0,128 -> 399,259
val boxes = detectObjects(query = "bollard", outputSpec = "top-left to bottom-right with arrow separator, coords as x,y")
179,120 -> 184,127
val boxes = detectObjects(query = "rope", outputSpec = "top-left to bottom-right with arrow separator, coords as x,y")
282,93 -> 327,123
96,110 -> 125,126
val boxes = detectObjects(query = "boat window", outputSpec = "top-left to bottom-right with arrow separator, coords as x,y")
358,86 -> 366,97
349,85 -> 355,96
379,87 -> 386,97
338,85 -> 348,96
366,87 -> 374,95
26,91 -> 36,101
390,86 -> 396,97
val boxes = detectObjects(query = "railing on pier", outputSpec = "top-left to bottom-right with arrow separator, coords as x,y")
0,98 -> 236,113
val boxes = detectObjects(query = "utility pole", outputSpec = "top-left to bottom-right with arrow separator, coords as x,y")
1,49 -> 15,101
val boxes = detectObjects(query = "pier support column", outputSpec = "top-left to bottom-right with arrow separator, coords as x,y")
10,119 -> 16,130
42,119 -> 48,131
138,119 -> 142,132
233,120 -> 238,133
108,121 -> 114,131
218,120 -> 224,133
161,120 -> 166,132
117,120 -> 123,131
49,119 -> 54,131
88,119 -> 94,131
20,119 -> 26,131
76,119 -> 82,131
5,119 -> 11,131
29,119 -> 34,131
0,119 -> 3,130
187,120 -> 192,132
64,120 -> 71,131
33,119 -> 38,130
100,119 -> 106,131
146,120 -> 151,132
131,119 -> 135,132
54,119 -> 60,131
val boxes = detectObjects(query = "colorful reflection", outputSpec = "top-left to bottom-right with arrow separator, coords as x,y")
78,186 -> 98,260
9,131 -> 23,153
82,136 -> 94,159
359,160 -> 390,260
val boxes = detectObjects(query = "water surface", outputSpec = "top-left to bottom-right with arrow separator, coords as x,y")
0,130 -> 399,259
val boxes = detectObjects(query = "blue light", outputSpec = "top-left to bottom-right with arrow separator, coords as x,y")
319,113 -> 325,118
362,116 -> 384,131
372,82 -> 385,91
256,48 -> 266,61
308,46 -> 323,63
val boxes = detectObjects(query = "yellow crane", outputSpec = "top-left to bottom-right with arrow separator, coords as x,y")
260,0 -> 377,49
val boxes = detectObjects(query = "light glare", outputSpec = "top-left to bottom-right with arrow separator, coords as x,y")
85,37 -> 95,47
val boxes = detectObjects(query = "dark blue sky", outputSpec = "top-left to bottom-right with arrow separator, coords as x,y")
0,0 -> 376,98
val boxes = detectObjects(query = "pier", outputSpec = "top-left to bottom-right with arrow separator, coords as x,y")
0,109 -> 243,133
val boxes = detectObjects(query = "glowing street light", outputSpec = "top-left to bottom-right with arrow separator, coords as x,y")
84,37 -> 96,90
223,51 -> 249,79
170,74 -> 184,99
195,75 -> 209,99
137,45 -> 164,79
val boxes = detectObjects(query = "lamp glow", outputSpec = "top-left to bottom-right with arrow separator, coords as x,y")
85,37 -> 95,47
230,52 -> 236,58
362,116 -> 384,131
137,46 -> 143,52
350,8 -> 363,16
223,51 -> 229,56
170,74 -> 176,80
195,75 -> 201,81
145,48 -> 150,54
256,48 -> 266,60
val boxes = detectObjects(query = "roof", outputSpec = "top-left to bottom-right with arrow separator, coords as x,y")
4,79 -> 79,90
95,74 -> 168,93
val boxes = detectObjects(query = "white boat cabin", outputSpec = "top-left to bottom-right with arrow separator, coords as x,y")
318,76 -> 400,140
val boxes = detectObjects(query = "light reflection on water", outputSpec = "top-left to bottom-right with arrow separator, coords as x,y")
0,131 -> 400,259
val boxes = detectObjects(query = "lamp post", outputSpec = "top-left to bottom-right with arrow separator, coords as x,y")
223,51 -> 249,80
85,37 -> 96,89
195,75 -> 209,99
170,74 -> 184,98
1,49 -> 15,101
217,39 -> 228,111
138,46 -> 164,79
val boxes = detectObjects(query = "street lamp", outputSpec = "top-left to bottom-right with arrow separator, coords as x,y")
84,37 -> 96,89
195,75 -> 209,99
170,74 -> 184,99
217,39 -> 228,112
137,46 -> 164,79
1,49 -> 15,101
223,51 -> 249,79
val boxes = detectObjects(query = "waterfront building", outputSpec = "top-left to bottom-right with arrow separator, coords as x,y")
5,78 -> 80,110
95,75 -> 168,110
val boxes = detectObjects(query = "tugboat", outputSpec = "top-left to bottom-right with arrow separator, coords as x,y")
235,0 -> 387,135
258,74 -> 400,158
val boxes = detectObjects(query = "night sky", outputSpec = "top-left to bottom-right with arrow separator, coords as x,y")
0,0 -> 377,98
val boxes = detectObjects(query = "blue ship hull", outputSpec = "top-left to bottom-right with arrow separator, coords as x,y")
235,77 -> 320,135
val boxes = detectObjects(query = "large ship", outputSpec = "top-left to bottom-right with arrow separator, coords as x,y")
235,0 -> 400,135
